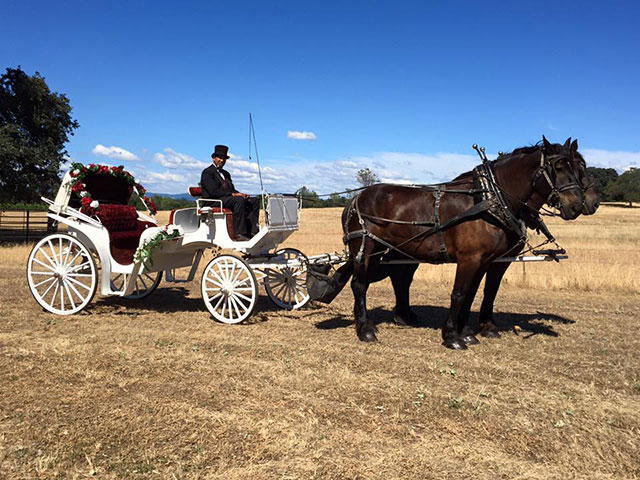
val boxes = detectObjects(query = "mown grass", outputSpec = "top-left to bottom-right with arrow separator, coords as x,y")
1,204 -> 639,479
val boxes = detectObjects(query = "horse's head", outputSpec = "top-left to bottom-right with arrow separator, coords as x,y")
537,136 -> 584,220
569,139 -> 600,215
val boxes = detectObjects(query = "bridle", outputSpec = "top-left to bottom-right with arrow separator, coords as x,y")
532,151 -> 583,209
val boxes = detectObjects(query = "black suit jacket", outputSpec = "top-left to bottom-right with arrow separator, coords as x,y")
200,165 -> 238,199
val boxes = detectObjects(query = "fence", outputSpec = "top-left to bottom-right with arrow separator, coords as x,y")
0,210 -> 57,243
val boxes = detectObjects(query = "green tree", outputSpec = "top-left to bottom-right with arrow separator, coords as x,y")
605,168 -> 640,206
326,192 -> 348,207
356,167 -> 380,188
587,167 -> 618,201
0,67 -> 79,203
295,186 -> 323,208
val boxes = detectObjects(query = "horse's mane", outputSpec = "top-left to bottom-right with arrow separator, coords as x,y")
451,143 -> 542,182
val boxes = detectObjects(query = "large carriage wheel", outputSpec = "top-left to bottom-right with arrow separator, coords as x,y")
264,248 -> 310,310
201,254 -> 258,324
27,233 -> 98,315
110,271 -> 162,299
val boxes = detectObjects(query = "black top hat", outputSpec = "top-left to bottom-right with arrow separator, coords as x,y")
211,145 -> 230,160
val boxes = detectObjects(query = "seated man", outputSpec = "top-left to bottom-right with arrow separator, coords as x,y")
200,145 -> 260,241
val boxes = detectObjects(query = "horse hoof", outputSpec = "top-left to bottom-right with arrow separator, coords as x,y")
358,331 -> 378,342
443,339 -> 467,350
462,334 -> 480,345
480,330 -> 500,339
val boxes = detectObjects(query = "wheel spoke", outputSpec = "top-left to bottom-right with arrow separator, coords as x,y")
47,240 -> 60,267
274,282 -> 288,298
231,294 -> 249,311
139,275 -> 149,290
68,261 -> 91,273
60,280 -> 66,311
208,267 -> 226,285
65,278 -> 85,302
34,276 -> 56,289
33,256 -> 56,271
204,276 -> 224,288
66,273 -> 94,278
234,291 -> 253,303
226,298 -> 234,321
233,277 -> 252,288
66,276 -> 92,291
220,297 -> 227,318
39,277 -> 58,299
66,249 -> 83,269
212,294 -> 225,312
63,282 -> 77,310
229,296 -> 242,319
50,281 -> 60,307
31,270 -> 55,276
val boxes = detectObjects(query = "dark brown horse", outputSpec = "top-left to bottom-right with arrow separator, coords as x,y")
341,137 -> 588,350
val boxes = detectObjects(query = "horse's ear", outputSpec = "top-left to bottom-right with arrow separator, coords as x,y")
542,135 -> 552,149
563,137 -> 571,148
571,139 -> 579,152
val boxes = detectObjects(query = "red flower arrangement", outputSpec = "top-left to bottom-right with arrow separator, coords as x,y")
68,162 -> 157,216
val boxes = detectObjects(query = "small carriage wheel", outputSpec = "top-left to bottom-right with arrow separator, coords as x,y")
27,233 -> 98,315
201,254 -> 258,324
110,271 -> 162,300
264,248 -> 310,310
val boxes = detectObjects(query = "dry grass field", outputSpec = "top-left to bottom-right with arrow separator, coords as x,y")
1,205 -> 639,479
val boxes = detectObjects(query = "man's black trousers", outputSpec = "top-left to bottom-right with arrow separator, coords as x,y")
221,196 -> 260,237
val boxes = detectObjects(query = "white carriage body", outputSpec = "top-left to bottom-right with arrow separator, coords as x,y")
30,165 -> 309,319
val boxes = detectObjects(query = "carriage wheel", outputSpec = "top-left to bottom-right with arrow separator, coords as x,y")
264,248 -> 310,310
201,254 -> 258,324
27,233 -> 98,315
110,271 -> 162,299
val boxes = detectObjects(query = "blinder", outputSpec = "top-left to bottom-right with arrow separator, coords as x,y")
532,152 -> 582,209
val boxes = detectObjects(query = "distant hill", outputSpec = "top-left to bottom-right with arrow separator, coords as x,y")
148,192 -> 194,200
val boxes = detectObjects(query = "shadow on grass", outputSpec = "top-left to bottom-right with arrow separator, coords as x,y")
92,286 -> 286,319
315,305 -> 574,338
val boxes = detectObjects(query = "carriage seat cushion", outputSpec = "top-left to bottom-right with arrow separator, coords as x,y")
96,205 -> 138,232
95,204 -> 155,265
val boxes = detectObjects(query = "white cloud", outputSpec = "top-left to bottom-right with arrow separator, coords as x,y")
153,148 -> 209,170
92,144 -> 140,161
288,130 -> 317,141
582,149 -> 640,172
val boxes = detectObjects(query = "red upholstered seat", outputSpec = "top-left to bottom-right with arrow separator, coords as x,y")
182,188 -> 238,239
96,205 -> 155,265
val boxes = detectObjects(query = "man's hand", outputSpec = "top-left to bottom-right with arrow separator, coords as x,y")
232,193 -> 250,199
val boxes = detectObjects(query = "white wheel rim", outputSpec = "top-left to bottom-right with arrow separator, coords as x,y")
111,271 -> 161,299
264,249 -> 310,310
202,256 -> 257,324
27,234 -> 97,315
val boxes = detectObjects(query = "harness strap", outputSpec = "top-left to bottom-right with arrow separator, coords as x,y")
434,188 -> 451,262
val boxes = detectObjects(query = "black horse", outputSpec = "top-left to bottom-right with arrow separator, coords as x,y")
340,137 -> 589,350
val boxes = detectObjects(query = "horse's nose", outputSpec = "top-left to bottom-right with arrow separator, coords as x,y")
570,203 -> 581,217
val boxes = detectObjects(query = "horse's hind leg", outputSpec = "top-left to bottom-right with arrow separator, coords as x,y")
390,264 -> 419,326
478,262 -> 511,338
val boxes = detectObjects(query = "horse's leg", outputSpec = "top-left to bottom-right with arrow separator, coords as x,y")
478,262 -> 511,338
443,260 -> 487,350
390,264 -> 419,326
351,247 -> 378,342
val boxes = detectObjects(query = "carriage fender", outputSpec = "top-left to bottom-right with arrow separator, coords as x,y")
48,213 -> 115,294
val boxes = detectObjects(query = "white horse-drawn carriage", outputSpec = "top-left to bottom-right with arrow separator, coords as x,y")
27,163 -> 319,323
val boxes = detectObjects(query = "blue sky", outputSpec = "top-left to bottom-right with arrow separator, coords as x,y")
2,1 -> 639,194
